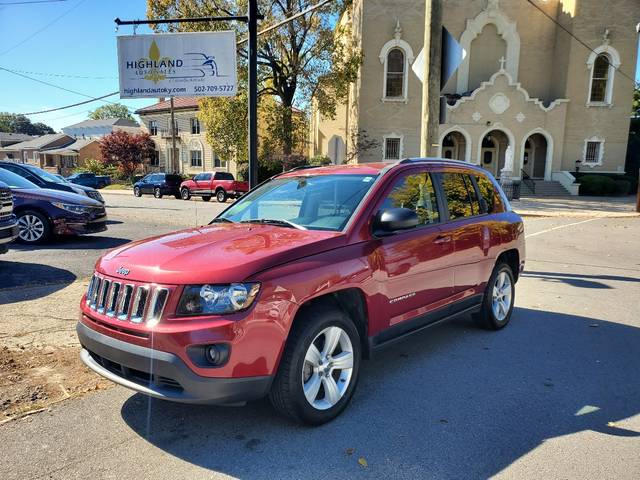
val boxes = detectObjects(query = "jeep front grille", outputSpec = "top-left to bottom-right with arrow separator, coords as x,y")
86,274 -> 169,325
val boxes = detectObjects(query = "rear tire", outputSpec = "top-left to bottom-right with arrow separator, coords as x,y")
473,262 -> 515,330
133,187 -> 142,197
154,187 -> 163,199
216,189 -> 227,203
269,306 -> 361,425
180,188 -> 191,200
202,196 -> 211,202
16,210 -> 51,244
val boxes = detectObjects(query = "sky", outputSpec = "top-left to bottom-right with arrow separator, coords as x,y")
0,0 -> 157,132
0,0 -> 639,133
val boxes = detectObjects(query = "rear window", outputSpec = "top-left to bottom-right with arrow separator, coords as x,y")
165,175 -> 182,183
216,172 -> 234,180
473,174 -> 504,213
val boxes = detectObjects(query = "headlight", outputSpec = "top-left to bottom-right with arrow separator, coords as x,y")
52,202 -> 91,214
177,283 -> 260,316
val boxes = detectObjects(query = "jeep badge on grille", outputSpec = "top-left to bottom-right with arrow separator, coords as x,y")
116,266 -> 130,276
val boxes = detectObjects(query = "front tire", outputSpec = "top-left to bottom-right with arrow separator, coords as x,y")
154,187 -> 163,198
17,210 -> 51,244
474,262 -> 515,330
269,306 -> 361,425
216,189 -> 227,203
180,188 -> 191,200
133,187 -> 142,197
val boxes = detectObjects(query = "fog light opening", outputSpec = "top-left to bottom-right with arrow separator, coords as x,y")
205,344 -> 229,366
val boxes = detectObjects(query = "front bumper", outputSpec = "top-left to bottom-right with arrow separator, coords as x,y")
54,216 -> 107,235
0,220 -> 19,252
77,321 -> 273,405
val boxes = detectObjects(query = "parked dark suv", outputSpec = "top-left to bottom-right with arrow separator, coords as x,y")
0,162 -> 104,204
0,180 -> 19,254
78,159 -> 525,425
133,173 -> 183,199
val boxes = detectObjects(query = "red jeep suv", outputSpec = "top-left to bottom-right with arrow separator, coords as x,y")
77,159 -> 525,425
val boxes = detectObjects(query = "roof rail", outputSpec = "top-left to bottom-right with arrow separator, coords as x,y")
398,157 -> 471,166
287,165 -> 319,172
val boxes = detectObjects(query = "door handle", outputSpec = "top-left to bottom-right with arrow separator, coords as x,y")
434,235 -> 452,244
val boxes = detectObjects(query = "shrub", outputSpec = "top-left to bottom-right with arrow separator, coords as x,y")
578,175 -> 617,195
614,180 -> 632,195
575,173 -> 637,194
74,158 -> 119,178
308,155 -> 332,166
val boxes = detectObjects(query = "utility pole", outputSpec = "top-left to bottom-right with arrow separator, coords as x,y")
420,0 -> 443,157
169,96 -> 177,173
248,0 -> 259,188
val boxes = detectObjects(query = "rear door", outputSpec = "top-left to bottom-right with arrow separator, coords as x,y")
437,170 -> 487,300
141,175 -> 155,194
371,168 -> 454,333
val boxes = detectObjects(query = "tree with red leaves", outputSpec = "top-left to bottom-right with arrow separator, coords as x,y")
99,131 -> 156,180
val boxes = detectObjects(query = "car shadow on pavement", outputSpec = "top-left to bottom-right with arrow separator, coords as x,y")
120,307 -> 639,479
9,235 -> 131,252
522,270 -> 640,289
0,261 -> 76,304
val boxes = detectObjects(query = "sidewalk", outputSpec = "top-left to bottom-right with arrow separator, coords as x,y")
512,195 -> 639,218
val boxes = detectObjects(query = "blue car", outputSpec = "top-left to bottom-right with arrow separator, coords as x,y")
0,169 -> 107,245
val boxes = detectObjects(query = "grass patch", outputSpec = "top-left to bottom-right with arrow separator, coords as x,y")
103,184 -> 132,190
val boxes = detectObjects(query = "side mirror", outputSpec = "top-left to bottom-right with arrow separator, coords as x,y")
373,208 -> 419,236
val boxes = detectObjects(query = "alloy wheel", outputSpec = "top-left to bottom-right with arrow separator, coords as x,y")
18,214 -> 45,243
492,271 -> 512,321
301,326 -> 354,411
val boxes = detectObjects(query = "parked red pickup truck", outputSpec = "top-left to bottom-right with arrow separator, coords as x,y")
179,171 -> 249,203
77,159 -> 525,425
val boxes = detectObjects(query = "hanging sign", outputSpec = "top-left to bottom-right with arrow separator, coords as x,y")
117,31 -> 237,99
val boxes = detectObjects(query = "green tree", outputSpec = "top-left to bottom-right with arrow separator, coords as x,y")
0,112 -> 55,135
147,0 -> 359,155
88,103 -> 134,121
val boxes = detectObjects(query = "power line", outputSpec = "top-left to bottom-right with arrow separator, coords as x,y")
0,65 -> 118,104
0,67 -> 118,80
0,0 -> 66,4
0,0 -> 86,56
524,0 -> 640,89
19,0 -> 336,116
22,93 -> 119,115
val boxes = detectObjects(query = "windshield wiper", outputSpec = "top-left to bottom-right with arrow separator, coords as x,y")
210,217 -> 235,224
240,218 -> 306,230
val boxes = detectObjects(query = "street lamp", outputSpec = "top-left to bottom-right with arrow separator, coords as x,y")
575,159 -> 581,176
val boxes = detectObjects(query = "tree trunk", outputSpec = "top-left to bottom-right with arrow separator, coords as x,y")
281,103 -> 293,156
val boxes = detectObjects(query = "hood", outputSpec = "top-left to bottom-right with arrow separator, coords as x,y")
12,187 -> 103,206
68,183 -> 97,193
97,223 -> 344,284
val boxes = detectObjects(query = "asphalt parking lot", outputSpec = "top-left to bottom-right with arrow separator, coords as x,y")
0,194 -> 639,479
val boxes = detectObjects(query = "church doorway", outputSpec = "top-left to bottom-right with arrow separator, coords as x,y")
522,133 -> 548,179
441,131 -> 468,161
480,130 -> 509,178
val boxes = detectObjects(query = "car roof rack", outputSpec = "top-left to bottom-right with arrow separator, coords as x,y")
287,165 -> 320,172
398,157 -> 471,166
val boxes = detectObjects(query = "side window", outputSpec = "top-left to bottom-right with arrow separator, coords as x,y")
473,174 -> 504,213
440,172 -> 475,220
193,173 -> 203,181
379,172 -> 440,226
201,173 -> 212,181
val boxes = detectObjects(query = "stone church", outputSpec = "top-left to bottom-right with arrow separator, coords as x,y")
309,0 -> 640,194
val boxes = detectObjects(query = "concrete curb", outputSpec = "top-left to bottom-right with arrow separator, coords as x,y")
515,210 -> 639,218
101,189 -> 134,195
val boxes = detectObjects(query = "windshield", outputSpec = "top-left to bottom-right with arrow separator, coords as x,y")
26,165 -> 65,183
218,174 -> 377,231
0,168 -> 39,189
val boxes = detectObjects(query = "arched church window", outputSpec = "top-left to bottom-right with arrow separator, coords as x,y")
385,48 -> 405,98
589,54 -> 610,103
